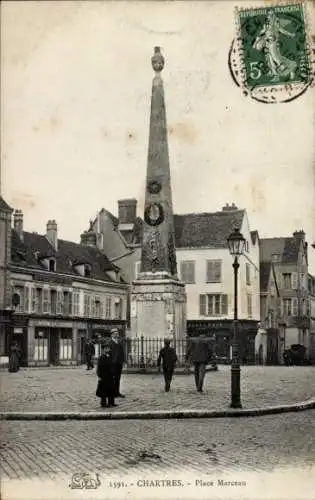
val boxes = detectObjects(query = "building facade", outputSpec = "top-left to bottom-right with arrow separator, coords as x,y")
308,273 -> 315,362
5,210 -> 128,366
260,231 -> 311,360
0,196 -> 13,359
257,261 -> 282,365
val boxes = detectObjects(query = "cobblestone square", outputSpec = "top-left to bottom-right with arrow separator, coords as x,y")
1,365 -> 314,413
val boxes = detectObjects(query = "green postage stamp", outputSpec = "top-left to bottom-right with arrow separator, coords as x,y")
233,2 -> 313,102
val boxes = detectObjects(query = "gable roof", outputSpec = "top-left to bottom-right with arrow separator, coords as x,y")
11,229 -> 124,283
91,207 -> 251,250
0,196 -> 13,213
260,237 -> 301,264
173,210 -> 245,248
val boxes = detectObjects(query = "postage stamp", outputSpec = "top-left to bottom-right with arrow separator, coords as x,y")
231,2 -> 314,103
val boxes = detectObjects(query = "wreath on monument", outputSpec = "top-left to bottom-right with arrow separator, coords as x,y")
147,180 -> 162,194
144,203 -> 164,226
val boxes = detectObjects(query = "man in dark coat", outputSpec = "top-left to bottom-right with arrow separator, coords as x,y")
185,334 -> 213,392
85,340 -> 95,370
96,341 -> 117,408
157,338 -> 178,392
8,342 -> 20,373
110,328 -> 125,398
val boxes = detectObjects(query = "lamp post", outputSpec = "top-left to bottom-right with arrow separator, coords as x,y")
227,227 -> 246,409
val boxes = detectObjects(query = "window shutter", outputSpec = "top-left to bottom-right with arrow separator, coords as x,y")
222,295 -> 228,315
293,298 -> 298,316
199,295 -> 206,315
292,273 -> 298,290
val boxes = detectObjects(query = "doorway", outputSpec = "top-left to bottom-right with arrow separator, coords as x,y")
48,328 -> 59,365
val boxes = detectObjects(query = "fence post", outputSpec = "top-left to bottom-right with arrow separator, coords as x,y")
140,335 -> 145,371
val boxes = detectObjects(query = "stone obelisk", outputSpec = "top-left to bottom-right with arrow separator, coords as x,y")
131,47 -> 187,341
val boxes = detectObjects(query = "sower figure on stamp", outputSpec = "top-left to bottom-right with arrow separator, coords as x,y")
157,338 -> 178,392
96,340 -> 117,408
185,334 -> 212,393
85,339 -> 95,370
110,328 -> 125,398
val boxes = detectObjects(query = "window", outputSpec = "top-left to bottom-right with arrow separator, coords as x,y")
35,288 -> 43,313
13,286 -> 24,312
114,297 -> 122,319
49,259 -> 56,272
247,293 -> 252,318
246,263 -> 251,285
135,262 -> 141,278
105,296 -> 112,318
72,292 -> 80,316
31,288 -> 36,313
84,294 -> 91,317
283,298 -> 292,316
180,261 -> 195,284
50,290 -> 57,314
94,296 -> 101,318
43,289 -> 50,314
63,291 -> 71,316
24,287 -> 29,313
282,273 -> 292,289
84,264 -> 91,277
56,291 -> 64,315
199,294 -> 228,316
206,260 -> 222,283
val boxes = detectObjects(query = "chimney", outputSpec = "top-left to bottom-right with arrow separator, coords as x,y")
46,220 -> 58,251
222,202 -> 238,212
118,198 -> 137,224
293,230 -> 305,241
80,230 -> 97,247
13,209 -> 24,240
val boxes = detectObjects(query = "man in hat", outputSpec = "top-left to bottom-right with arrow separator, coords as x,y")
96,340 -> 117,408
185,333 -> 213,393
157,338 -> 178,392
110,328 -> 125,398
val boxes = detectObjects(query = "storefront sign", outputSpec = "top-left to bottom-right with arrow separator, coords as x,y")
32,272 -> 73,286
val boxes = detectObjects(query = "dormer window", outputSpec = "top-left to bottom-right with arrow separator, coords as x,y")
36,254 -> 56,272
72,262 -> 92,277
84,264 -> 91,277
49,259 -> 56,272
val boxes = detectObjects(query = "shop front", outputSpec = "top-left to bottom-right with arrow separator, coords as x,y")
6,314 -> 29,367
186,319 -> 258,364
28,318 -> 76,366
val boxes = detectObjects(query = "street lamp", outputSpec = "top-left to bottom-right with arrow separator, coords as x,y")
227,227 -> 246,409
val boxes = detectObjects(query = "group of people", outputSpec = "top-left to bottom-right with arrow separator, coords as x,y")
90,331 -> 213,408
157,334 -> 213,393
85,328 -> 125,408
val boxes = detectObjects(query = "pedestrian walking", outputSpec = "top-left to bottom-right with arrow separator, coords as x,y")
110,328 -> 125,398
85,339 -> 95,370
185,334 -> 213,393
96,341 -> 117,408
8,342 -> 20,373
157,338 -> 178,392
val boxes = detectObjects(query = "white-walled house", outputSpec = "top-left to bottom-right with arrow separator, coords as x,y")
89,201 -> 260,363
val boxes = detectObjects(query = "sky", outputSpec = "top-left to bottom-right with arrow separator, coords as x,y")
1,1 -> 315,272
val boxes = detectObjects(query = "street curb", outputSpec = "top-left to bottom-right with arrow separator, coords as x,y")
1,398 -> 314,421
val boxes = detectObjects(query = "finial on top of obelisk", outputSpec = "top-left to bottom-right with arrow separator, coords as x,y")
151,46 -> 165,73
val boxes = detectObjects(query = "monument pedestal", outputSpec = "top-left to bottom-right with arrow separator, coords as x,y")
131,273 -> 186,340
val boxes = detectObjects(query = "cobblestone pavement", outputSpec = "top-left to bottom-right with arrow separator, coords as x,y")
1,412 -> 314,499
1,365 -> 314,413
